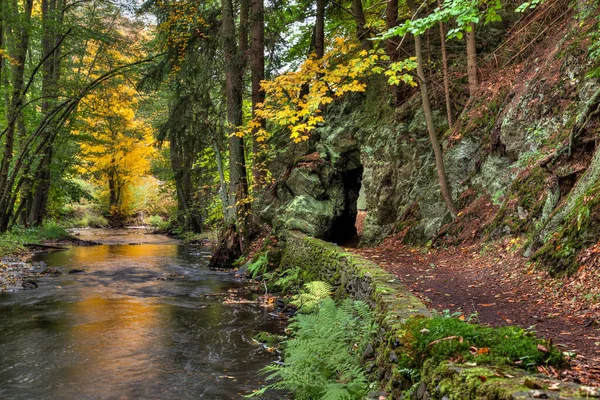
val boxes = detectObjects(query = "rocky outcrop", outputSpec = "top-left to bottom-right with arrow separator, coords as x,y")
261,15 -> 600,274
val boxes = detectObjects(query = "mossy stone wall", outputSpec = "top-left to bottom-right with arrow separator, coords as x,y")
280,230 -> 429,320
279,232 -> 600,399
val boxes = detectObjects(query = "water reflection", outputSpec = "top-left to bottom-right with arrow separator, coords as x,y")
0,233 -> 282,399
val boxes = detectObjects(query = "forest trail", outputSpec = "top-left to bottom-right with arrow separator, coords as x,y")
352,238 -> 600,386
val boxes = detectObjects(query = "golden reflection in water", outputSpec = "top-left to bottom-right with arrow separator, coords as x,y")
60,244 -> 179,265
62,294 -> 168,397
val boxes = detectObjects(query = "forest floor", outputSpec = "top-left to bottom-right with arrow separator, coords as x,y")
352,219 -> 600,386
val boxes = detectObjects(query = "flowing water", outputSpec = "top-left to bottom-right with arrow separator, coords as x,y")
0,229 -> 283,399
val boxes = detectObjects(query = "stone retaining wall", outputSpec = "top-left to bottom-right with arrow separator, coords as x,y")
279,231 -> 600,399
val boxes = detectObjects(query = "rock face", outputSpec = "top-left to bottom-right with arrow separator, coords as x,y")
262,20 -> 600,272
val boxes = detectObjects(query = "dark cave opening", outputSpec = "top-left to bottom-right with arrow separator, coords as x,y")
328,157 -> 363,246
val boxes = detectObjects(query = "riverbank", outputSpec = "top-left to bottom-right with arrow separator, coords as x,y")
0,223 -> 73,292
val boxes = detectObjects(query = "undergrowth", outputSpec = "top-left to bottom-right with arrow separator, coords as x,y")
249,282 -> 378,399
398,312 -> 565,374
0,222 -> 71,256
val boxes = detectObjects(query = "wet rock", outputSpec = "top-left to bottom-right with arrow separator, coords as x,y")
416,382 -> 430,400
275,299 -> 286,310
366,391 -> 387,400
365,361 -> 376,374
41,268 -> 62,275
39,261 -> 48,269
21,280 -> 38,289
68,269 -> 85,274
362,343 -> 375,360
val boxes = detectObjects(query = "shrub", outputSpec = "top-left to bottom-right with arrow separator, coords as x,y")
146,214 -> 170,230
39,221 -> 70,240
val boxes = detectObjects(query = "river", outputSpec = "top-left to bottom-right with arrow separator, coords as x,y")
0,229 -> 283,399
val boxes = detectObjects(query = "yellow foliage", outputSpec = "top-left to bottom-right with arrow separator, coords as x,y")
74,35 -> 156,219
236,39 -> 417,144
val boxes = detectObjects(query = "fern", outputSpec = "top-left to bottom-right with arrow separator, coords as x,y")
248,288 -> 378,400
291,281 -> 333,312
273,266 -> 301,293
247,252 -> 269,278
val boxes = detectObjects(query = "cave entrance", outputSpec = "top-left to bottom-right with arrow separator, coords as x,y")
328,152 -> 363,245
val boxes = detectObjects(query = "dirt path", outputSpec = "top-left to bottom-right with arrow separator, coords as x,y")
352,239 -> 600,386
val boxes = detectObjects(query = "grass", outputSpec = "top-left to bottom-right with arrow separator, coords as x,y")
0,221 -> 72,257
398,313 -> 566,373
63,214 -> 108,228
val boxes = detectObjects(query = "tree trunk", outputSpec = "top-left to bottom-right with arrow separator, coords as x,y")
0,0 -> 34,231
250,0 -> 266,188
218,0 -> 249,265
438,0 -> 452,128
170,132 -> 203,232
211,132 -> 229,220
26,0 -> 65,226
408,0 -> 458,219
315,0 -> 326,58
351,0 -> 371,51
385,0 -> 398,59
385,0 -> 399,104
466,22 -> 478,97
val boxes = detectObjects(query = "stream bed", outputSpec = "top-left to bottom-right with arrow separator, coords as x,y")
0,229 -> 283,399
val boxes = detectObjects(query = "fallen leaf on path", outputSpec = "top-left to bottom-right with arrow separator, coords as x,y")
537,344 -> 549,353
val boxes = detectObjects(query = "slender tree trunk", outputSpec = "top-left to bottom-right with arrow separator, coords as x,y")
351,0 -> 371,51
239,0 -> 249,58
438,0 -> 452,128
250,0 -> 266,188
0,0 -> 34,231
385,0 -> 399,104
26,0 -> 65,226
222,0 -> 249,238
385,0 -> 398,58
408,0 -> 457,219
466,22 -> 478,97
211,133 -> 229,220
315,0 -> 326,58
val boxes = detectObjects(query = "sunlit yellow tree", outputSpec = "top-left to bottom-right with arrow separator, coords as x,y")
238,39 -> 416,143
76,82 -> 155,223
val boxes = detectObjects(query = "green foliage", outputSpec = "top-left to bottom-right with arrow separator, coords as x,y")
381,0 -> 503,40
0,223 -> 71,256
146,215 -> 170,231
273,266 -> 302,293
38,221 -> 71,241
515,0 -> 545,13
397,312 -> 565,376
62,204 -> 109,228
248,252 -> 270,278
291,280 -> 333,312
249,293 -> 378,399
